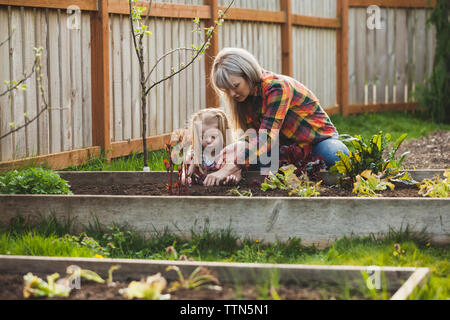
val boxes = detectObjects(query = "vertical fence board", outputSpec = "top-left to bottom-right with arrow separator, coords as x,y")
163,18 -> 172,133
148,18 -> 157,137
23,8 -> 38,157
9,7 -> 26,159
47,10 -> 61,154
387,8 -> 395,103
81,13 -> 92,147
354,8 -> 366,104
36,8 -> 49,154
375,8 -> 387,104
0,7 -> 12,161
425,9 -> 435,79
171,18 -> 180,129
121,14 -> 132,141
395,9 -> 407,103
111,15 -> 122,141
414,9 -> 426,91
156,18 -> 165,134
69,11 -> 83,149
59,10 -> 72,152
406,9 -> 415,102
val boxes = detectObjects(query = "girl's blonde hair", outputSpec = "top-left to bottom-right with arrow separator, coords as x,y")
188,108 -> 232,163
210,48 -> 263,132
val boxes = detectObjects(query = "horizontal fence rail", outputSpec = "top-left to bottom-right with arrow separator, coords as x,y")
0,0 -> 437,169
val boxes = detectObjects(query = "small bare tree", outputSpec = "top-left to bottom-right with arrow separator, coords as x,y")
0,45 -> 49,141
128,0 -> 235,170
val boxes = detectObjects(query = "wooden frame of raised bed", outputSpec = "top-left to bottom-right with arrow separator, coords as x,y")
0,255 -> 430,300
0,170 -> 448,247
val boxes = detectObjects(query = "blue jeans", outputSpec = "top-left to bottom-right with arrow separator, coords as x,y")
248,133 -> 349,171
312,133 -> 350,169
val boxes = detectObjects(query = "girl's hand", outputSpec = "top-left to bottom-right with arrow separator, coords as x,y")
203,164 -> 241,186
224,169 -> 242,185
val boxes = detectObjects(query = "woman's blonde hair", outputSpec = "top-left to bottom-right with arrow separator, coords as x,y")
210,48 -> 263,132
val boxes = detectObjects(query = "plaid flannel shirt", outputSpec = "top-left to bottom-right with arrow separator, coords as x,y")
237,70 -> 337,167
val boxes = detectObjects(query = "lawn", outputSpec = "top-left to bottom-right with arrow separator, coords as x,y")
0,214 -> 448,300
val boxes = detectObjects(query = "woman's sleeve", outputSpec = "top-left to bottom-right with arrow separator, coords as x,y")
240,82 -> 292,167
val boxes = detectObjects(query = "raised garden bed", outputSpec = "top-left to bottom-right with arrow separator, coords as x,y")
0,170 -> 448,247
0,255 -> 430,300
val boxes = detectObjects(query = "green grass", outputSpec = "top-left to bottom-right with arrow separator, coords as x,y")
63,149 -> 170,172
330,111 -> 450,143
1,215 -> 448,300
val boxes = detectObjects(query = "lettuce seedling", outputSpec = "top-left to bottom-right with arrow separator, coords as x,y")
165,266 -> 222,292
119,273 -> 171,300
352,170 -> 395,197
417,169 -> 449,198
23,272 -> 71,298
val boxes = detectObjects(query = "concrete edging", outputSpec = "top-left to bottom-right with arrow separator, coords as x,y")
0,170 -> 448,246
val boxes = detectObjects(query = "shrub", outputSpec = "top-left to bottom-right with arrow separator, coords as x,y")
0,168 -> 72,194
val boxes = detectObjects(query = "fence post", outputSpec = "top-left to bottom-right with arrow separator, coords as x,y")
337,0 -> 349,116
280,0 -> 293,77
90,0 -> 111,155
204,0 -> 220,108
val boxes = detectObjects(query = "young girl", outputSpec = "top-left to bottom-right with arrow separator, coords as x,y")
172,108 -> 241,186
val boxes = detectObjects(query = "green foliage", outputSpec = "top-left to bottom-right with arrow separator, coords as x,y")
166,266 -> 221,292
417,169 -> 449,198
352,170 -> 395,197
0,232 -> 98,257
0,168 -> 72,194
330,131 -> 415,186
414,0 -> 450,124
288,180 -> 322,197
58,233 -> 111,257
227,186 -> 253,197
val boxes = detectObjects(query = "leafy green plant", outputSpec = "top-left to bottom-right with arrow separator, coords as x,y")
261,164 -> 300,191
0,168 -> 72,194
417,170 -> 449,198
288,179 -> 322,197
227,186 -> 253,197
65,265 -> 105,284
119,273 -> 171,300
23,272 -> 71,298
261,165 -> 322,197
165,266 -> 222,292
352,170 -> 395,197
330,132 -> 414,186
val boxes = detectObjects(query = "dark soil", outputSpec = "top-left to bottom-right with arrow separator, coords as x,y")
391,130 -> 450,170
69,178 -> 421,197
0,273 -> 375,300
67,132 -> 449,197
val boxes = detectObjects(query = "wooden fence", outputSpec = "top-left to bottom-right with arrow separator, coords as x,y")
0,0 -> 437,169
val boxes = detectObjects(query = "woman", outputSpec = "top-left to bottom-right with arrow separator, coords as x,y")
203,47 -> 349,187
